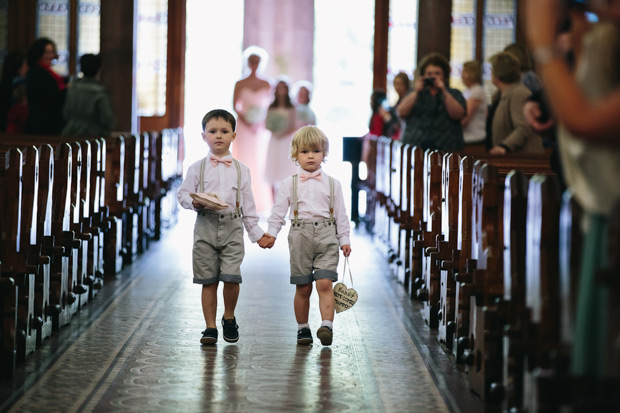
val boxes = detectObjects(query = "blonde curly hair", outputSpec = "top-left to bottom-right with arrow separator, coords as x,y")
290,125 -> 329,162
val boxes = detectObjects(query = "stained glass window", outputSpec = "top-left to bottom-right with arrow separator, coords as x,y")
36,0 -> 70,76
137,0 -> 168,117
450,0 -> 476,91
483,0 -> 516,100
387,0 -> 417,105
77,1 -> 100,59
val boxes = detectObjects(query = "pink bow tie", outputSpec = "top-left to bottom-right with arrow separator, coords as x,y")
300,171 -> 322,182
210,155 -> 232,168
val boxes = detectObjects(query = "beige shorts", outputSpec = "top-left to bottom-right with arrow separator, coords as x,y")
192,210 -> 244,285
287,219 -> 339,285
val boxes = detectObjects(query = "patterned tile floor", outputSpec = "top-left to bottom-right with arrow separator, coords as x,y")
1,211 -> 483,413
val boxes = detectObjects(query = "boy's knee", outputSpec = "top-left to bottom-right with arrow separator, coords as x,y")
203,282 -> 218,291
316,279 -> 333,294
296,283 -> 313,298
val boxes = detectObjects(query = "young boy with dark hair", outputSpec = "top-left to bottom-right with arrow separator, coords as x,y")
178,109 -> 270,344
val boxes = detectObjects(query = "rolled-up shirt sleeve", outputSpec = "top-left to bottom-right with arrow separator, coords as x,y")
177,162 -> 199,210
239,169 -> 265,243
267,177 -> 292,238
333,179 -> 351,246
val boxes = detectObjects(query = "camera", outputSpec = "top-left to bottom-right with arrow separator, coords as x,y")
423,77 -> 435,88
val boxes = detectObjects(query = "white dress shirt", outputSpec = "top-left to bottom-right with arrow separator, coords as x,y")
267,167 -> 351,246
177,152 -> 265,242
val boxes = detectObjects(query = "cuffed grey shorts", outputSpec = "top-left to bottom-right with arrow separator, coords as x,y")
192,210 -> 244,285
287,219 -> 339,285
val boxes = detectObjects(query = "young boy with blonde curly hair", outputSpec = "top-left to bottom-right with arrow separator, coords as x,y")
259,125 -> 352,346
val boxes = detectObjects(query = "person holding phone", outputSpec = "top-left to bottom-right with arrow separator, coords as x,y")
396,53 -> 467,151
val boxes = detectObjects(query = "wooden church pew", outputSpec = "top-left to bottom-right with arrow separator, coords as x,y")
435,153 -> 461,348
0,270 -> 17,379
374,137 -> 393,257
0,147 -> 37,363
438,154 -> 473,349
47,142 -> 76,330
522,174 -> 563,411
0,128 -> 183,376
388,140 -> 403,276
462,162 -> 505,402
412,150 -> 443,328
395,144 -> 413,288
137,131 -> 152,253
121,134 -> 140,266
0,148 -> 21,379
406,147 -> 425,299
496,169 -> 529,412
359,131 -> 619,410
104,135 -> 126,274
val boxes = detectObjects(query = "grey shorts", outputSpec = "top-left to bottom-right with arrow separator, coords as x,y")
192,210 -> 244,285
287,219 -> 339,285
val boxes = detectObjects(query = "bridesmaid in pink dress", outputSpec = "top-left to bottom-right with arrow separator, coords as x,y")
233,46 -> 272,214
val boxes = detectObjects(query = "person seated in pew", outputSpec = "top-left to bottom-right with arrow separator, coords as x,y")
6,82 -> 28,134
62,53 -> 115,137
379,72 -> 412,140
488,52 -> 545,155
397,52 -> 467,151
177,109 -> 270,345
0,51 -> 28,132
368,89 -> 387,137
24,37 -> 66,135
526,0 -> 620,379
504,42 -> 543,95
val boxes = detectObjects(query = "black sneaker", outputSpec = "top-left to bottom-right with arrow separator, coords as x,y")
316,326 -> 333,346
297,328 -> 313,345
222,317 -> 239,343
201,328 -> 218,344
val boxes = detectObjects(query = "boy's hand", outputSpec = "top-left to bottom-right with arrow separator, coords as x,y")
341,245 -> 351,257
192,200 -> 204,210
258,234 -> 275,249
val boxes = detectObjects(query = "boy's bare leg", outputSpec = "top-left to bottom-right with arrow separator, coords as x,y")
316,279 -> 335,322
222,282 -> 239,320
202,283 -> 218,328
294,283 -> 313,323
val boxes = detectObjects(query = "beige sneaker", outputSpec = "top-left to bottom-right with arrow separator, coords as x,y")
316,326 -> 333,346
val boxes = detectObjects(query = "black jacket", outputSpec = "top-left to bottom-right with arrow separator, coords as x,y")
25,64 -> 65,134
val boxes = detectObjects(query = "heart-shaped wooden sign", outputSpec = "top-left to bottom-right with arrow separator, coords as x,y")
333,282 -> 358,313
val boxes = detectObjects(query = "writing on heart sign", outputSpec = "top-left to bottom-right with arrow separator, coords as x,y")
333,282 -> 358,313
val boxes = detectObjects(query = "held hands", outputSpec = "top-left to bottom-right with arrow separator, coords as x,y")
258,233 -> 276,249
341,244 -> 352,257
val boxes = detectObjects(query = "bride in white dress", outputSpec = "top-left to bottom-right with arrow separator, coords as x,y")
233,46 -> 273,213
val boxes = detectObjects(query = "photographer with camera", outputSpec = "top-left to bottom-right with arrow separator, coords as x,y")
396,53 -> 466,151
526,0 -> 620,381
